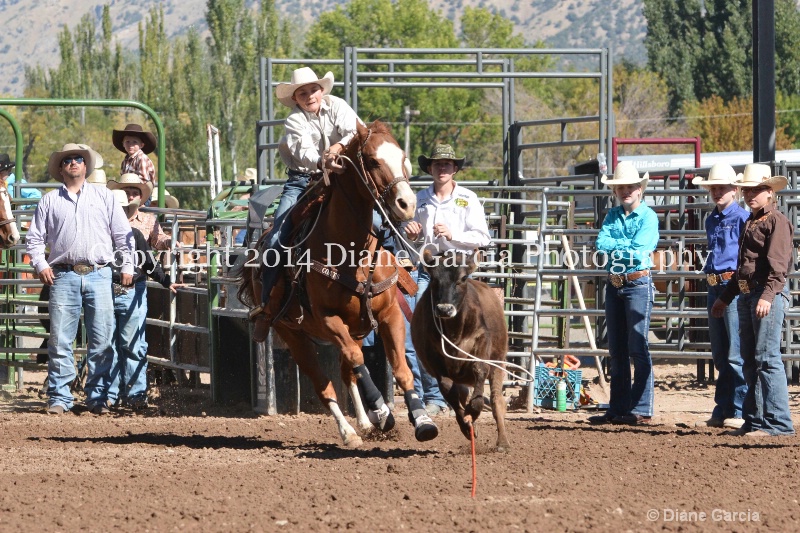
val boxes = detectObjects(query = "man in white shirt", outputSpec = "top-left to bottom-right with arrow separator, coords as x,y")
404,144 -> 491,416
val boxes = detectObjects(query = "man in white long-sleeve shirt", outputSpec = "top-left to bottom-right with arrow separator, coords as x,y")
403,144 -> 491,416
26,143 -> 134,415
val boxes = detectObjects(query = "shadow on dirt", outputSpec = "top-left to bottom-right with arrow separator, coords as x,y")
36,433 -> 438,459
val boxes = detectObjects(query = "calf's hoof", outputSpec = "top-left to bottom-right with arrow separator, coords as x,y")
413,414 -> 439,442
367,403 -> 395,432
494,442 -> 511,453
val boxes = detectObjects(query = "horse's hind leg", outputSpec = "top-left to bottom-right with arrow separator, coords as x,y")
276,325 -> 362,448
489,366 -> 510,452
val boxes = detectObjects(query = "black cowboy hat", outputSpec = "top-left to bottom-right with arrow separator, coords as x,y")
0,153 -> 14,172
417,144 -> 465,174
112,123 -> 157,155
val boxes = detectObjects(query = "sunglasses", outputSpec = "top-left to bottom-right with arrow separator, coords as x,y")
61,156 -> 85,166
743,186 -> 771,194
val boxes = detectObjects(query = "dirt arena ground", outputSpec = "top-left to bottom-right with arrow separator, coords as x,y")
1,364 -> 800,532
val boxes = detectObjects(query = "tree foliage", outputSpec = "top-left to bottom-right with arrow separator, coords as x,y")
644,0 -> 800,117
18,1 -> 291,209
683,94 -> 794,152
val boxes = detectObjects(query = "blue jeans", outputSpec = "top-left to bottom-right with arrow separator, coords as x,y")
261,175 -> 310,305
605,276 -> 654,417
108,280 -> 148,404
737,288 -> 794,435
47,266 -> 115,410
707,283 -> 746,419
372,209 -> 396,254
411,267 -> 446,405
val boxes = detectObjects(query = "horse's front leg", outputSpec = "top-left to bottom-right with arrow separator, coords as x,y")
340,357 -> 372,432
275,324 -> 362,448
323,315 -> 395,433
376,305 -> 438,442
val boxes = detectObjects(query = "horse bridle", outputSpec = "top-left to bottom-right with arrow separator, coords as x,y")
352,127 -> 411,216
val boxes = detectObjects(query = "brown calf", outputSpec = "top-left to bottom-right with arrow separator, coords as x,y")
411,249 -> 510,452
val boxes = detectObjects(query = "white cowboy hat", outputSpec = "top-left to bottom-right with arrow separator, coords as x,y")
47,143 -> 96,183
243,168 -> 257,182
151,187 -> 179,208
86,168 -> 107,185
731,163 -> 787,192
77,143 -> 104,169
106,172 -> 154,199
600,161 -> 649,190
276,67 -> 334,108
692,163 -> 738,188
111,189 -> 141,219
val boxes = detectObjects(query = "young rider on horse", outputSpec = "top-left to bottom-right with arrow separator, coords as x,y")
252,67 -> 362,342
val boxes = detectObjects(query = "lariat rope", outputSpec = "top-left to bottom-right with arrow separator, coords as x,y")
431,296 -> 535,384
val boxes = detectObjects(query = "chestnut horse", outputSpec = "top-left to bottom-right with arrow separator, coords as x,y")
0,177 -> 20,249
236,121 -> 437,447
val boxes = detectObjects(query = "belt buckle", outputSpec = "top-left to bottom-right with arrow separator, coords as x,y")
73,264 -> 93,275
609,274 -> 624,288
738,279 -> 750,294
706,273 -> 718,287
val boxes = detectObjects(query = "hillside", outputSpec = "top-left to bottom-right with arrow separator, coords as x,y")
0,0 -> 647,96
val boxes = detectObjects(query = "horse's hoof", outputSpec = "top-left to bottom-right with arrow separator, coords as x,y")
367,403 -> 395,432
414,415 -> 439,442
494,444 -> 511,453
344,434 -> 363,448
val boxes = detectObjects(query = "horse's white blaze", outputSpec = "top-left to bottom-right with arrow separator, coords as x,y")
0,189 -> 19,244
374,141 -> 416,221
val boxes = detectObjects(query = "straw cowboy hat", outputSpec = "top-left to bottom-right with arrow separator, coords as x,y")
243,168 -> 257,182
86,169 -> 107,185
276,67 -> 334,108
111,189 -> 141,219
107,173 -> 154,198
112,123 -> 157,154
731,163 -> 787,192
0,153 -> 14,173
47,143 -> 96,183
418,144 -> 466,174
150,187 -> 180,208
600,160 -> 649,190
77,143 -> 104,169
692,163 -> 738,188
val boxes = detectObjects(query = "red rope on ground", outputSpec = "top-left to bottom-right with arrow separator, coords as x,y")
470,424 -> 477,498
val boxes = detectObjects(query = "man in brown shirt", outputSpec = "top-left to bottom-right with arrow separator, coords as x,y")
711,163 -> 794,437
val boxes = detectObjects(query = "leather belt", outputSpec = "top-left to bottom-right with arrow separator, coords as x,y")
52,263 -> 107,275
738,279 -> 762,295
706,271 -> 734,286
608,269 -> 650,288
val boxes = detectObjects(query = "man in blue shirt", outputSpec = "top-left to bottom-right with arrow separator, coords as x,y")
590,161 -> 659,426
693,163 -> 749,429
0,153 -> 41,210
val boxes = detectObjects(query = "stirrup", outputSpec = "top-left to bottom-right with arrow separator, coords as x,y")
248,304 -> 267,321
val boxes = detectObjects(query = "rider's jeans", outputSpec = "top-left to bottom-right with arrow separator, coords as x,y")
260,175 -> 310,306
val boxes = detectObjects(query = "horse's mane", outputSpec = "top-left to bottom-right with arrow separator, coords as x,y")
344,120 -> 393,155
